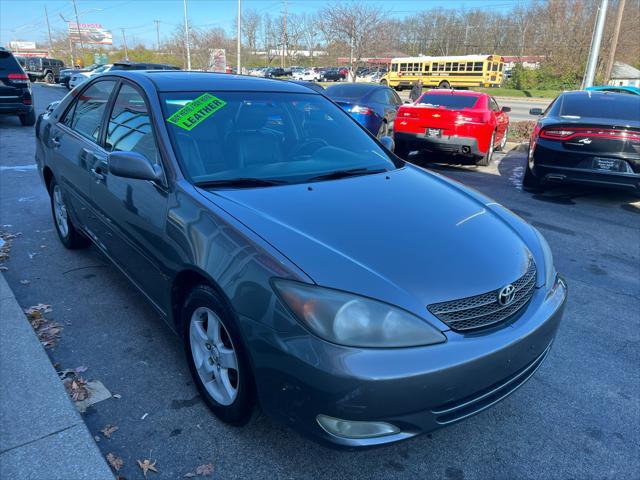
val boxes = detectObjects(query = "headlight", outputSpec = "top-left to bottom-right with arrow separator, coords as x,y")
533,228 -> 556,289
273,279 -> 446,348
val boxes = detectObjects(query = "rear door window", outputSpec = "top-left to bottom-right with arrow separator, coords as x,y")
0,50 -> 24,74
65,80 -> 116,142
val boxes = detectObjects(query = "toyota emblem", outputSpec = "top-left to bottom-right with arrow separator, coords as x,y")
497,284 -> 516,306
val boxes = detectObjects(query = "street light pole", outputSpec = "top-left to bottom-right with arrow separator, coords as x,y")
582,0 -> 609,89
183,0 -> 191,70
44,6 -> 53,53
154,20 -> 161,51
236,0 -> 241,74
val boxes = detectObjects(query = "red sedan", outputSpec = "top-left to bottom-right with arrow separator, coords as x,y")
393,90 -> 510,165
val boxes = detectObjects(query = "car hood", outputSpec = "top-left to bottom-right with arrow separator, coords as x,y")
198,166 -> 532,321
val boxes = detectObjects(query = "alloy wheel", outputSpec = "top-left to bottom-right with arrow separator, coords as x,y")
53,185 -> 69,238
189,307 -> 239,406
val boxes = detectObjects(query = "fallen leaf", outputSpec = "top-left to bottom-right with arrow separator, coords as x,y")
63,377 -> 89,401
19,279 -> 30,285
184,463 -> 214,478
101,424 -> 119,439
137,458 -> 158,479
74,366 -> 88,373
113,393 -> 122,399
106,453 -> 124,472
94,435 -> 101,442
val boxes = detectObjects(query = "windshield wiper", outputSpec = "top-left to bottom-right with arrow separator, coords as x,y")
194,177 -> 287,189
306,168 -> 388,182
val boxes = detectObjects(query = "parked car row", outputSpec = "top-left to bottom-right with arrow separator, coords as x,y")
68,61 -> 180,89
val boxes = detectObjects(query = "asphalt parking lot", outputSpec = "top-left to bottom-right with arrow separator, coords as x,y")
1,84 -> 639,480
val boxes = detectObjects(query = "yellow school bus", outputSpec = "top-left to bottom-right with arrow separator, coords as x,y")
381,54 -> 505,90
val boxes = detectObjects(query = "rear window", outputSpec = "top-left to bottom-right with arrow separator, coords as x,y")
555,93 -> 640,122
325,84 -> 377,99
418,94 -> 479,109
0,50 -> 23,72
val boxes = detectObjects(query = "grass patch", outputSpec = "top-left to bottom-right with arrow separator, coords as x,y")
476,87 -> 561,99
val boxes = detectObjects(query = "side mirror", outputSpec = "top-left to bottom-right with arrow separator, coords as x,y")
46,101 -> 60,113
109,151 -> 163,183
379,135 -> 395,152
501,106 -> 511,113
529,108 -> 543,116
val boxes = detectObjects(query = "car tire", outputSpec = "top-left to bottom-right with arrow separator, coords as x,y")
44,72 -> 54,84
182,285 -> 255,426
476,132 -> 495,166
438,81 -> 451,89
19,110 -> 36,126
49,178 -> 90,249
522,162 -> 545,192
380,79 -> 387,86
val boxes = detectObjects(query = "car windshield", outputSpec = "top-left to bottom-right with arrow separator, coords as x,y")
418,94 -> 479,109
555,93 -> 640,121
161,91 -> 400,186
325,84 -> 375,99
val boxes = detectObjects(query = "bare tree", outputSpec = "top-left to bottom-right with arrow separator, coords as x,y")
242,8 -> 261,54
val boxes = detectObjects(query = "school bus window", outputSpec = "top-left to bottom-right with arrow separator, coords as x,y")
445,62 -> 452,71
452,62 -> 459,71
473,62 -> 483,71
391,63 -> 398,72
400,63 -> 407,71
492,63 -> 499,71
424,64 -> 430,72
465,63 -> 473,72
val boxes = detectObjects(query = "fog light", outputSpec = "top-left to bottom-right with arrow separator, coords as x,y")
316,414 -> 400,439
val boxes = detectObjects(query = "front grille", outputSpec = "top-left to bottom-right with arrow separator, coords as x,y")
428,259 -> 537,331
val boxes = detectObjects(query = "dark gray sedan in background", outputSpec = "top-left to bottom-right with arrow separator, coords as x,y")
35,71 -> 566,447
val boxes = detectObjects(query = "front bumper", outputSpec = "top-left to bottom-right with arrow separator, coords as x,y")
395,131 -> 482,157
242,277 -> 567,447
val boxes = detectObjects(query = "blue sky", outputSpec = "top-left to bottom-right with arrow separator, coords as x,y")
1,0 -> 531,48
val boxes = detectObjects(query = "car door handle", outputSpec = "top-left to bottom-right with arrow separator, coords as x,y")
90,167 -> 105,182
50,137 -> 61,148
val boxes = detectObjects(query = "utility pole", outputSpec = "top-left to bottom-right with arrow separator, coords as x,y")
349,20 -> 355,82
604,0 -> 625,84
582,0 -> 609,88
236,0 -> 241,74
71,0 -> 85,61
59,13 -> 75,66
154,20 -> 161,51
44,6 -> 53,52
183,0 -> 191,70
121,29 -> 129,60
281,0 -> 287,69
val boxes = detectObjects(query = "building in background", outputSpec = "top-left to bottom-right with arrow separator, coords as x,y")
608,62 -> 640,87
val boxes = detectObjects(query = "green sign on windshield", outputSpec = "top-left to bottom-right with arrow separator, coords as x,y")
166,93 -> 226,131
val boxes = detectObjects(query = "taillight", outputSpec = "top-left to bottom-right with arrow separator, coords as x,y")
350,105 -> 373,115
540,127 -> 640,142
22,98 -> 32,105
8,73 -> 29,81
456,112 -> 486,124
400,110 -> 418,118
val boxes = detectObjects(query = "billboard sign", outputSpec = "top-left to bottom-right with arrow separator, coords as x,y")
68,23 -> 113,45
208,49 -> 227,72
9,41 -> 37,50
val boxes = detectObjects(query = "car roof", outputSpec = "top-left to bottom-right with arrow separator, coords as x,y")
108,70 -> 321,94
424,89 -> 484,96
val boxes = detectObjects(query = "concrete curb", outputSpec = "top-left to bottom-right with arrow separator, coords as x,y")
0,274 -> 114,480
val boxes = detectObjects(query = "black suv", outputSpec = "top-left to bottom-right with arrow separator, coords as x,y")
22,57 -> 65,84
0,48 -> 35,126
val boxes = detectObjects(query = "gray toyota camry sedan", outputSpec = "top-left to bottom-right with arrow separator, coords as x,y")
35,71 -> 567,447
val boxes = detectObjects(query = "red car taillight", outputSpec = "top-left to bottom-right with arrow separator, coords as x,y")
540,127 -> 640,142
455,112 -> 486,124
8,73 -> 29,81
399,110 -> 418,118
22,98 -> 32,105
